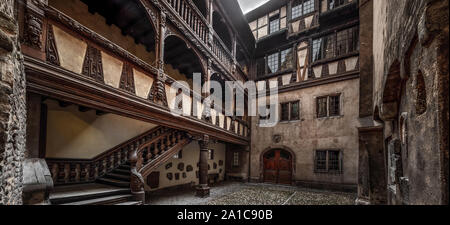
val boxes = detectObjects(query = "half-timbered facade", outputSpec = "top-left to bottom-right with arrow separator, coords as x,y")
246,0 -> 362,190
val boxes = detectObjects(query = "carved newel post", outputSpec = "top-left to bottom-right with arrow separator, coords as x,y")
129,150 -> 145,203
196,135 -> 211,197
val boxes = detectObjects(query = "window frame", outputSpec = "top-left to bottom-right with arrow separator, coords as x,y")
280,100 -> 301,122
314,150 -> 343,174
316,94 -> 342,118
291,0 -> 316,21
312,26 -> 359,63
259,46 -> 295,77
269,15 -> 280,34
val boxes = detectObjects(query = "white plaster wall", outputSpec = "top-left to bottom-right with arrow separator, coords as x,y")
45,100 -> 157,159
146,141 -> 226,191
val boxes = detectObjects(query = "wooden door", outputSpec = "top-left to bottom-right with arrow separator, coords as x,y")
263,150 -> 292,184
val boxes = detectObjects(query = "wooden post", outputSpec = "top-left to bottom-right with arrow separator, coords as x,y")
196,135 -> 211,197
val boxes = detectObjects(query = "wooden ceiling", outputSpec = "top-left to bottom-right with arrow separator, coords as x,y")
82,0 -> 156,52
82,0 -> 204,81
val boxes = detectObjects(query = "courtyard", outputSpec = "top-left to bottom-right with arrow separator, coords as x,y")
148,182 -> 356,205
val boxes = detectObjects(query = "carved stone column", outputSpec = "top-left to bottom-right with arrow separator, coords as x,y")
196,135 -> 210,197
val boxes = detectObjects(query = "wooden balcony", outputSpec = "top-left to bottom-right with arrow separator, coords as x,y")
22,3 -> 250,146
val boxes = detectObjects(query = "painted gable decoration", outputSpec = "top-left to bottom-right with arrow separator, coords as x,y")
119,62 -> 136,94
148,74 -> 168,107
46,25 -> 60,66
82,45 -> 104,83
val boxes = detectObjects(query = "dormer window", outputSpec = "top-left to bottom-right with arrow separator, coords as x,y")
292,0 -> 315,20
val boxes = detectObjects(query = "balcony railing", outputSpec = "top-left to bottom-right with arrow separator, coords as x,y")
165,0 -> 235,77
167,0 -> 209,44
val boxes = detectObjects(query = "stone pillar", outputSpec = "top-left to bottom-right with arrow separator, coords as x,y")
196,135 -> 210,197
0,0 -> 27,205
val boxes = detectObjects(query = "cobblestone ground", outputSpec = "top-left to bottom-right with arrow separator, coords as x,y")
207,183 -> 356,205
149,182 -> 356,205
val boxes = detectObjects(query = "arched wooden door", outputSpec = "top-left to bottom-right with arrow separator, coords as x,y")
263,149 -> 292,185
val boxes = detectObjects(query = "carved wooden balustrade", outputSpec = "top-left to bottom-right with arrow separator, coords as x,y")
129,128 -> 191,202
166,0 -> 209,44
211,31 -> 233,71
46,126 -> 167,185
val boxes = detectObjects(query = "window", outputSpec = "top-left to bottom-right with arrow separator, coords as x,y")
317,97 -> 328,118
317,95 -> 341,118
264,47 -> 293,75
280,48 -> 293,71
315,150 -> 343,174
291,2 -> 303,19
303,0 -> 315,14
292,0 -> 315,20
280,101 -> 300,122
315,151 -> 327,172
281,103 -> 290,122
291,101 -> 300,121
312,26 -> 359,62
267,53 -> 279,74
329,95 -> 341,116
233,152 -> 240,167
173,150 -> 183,159
328,0 -> 348,10
269,16 -> 280,34
208,150 -> 214,160
336,27 -> 359,56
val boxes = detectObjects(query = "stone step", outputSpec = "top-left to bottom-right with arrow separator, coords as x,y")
97,178 -> 130,188
105,173 -> 131,182
50,183 -> 130,205
115,201 -> 142,206
61,194 -> 133,205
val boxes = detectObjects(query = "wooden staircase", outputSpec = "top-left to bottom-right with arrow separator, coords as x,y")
48,126 -> 191,205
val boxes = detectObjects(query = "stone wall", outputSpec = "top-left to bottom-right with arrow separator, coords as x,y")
0,0 -> 27,205
372,0 -> 448,205
250,78 -> 361,188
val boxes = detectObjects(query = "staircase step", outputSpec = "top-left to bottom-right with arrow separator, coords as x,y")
105,173 -> 131,182
97,178 -> 130,188
115,201 -> 142,206
113,169 -> 131,176
50,183 -> 130,205
61,194 -> 133,205
118,165 -> 131,170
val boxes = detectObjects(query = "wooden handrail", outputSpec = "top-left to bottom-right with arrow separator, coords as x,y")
46,126 -> 166,185
129,128 -> 191,202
